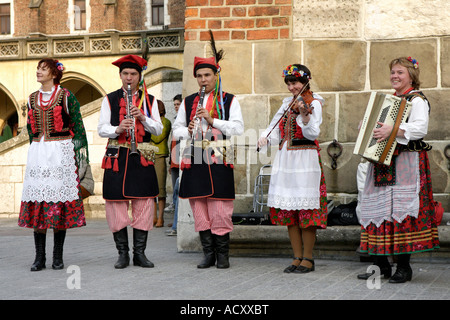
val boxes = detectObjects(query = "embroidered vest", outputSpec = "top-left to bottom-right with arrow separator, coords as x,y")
278,94 -> 319,151
28,88 -> 72,142
184,91 -> 234,140
178,91 -> 236,199
106,88 -> 155,143
399,90 -> 432,152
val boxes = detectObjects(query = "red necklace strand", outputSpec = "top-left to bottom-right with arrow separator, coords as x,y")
38,85 -> 59,110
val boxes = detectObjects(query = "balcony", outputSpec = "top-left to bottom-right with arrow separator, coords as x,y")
0,28 -> 184,60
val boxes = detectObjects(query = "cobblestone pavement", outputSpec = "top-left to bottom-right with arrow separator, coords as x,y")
1,218 -> 449,308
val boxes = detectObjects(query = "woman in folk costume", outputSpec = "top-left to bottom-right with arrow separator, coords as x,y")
173,31 -> 244,269
19,58 -> 89,271
97,54 -> 162,269
258,64 -> 327,273
357,57 -> 439,283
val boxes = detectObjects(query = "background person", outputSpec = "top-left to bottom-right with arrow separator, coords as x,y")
150,100 -> 172,227
166,94 -> 182,236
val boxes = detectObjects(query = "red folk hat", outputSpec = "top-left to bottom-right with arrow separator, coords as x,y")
112,54 -> 147,73
193,56 -> 218,77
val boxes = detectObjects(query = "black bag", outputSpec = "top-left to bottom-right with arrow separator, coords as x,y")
327,201 -> 359,226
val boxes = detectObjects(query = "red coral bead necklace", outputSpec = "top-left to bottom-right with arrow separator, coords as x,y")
39,85 -> 59,110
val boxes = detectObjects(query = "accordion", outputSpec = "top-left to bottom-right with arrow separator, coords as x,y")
354,92 -> 412,165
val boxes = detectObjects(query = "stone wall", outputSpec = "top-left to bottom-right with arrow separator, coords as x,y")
183,0 -> 450,213
2,0 -> 449,219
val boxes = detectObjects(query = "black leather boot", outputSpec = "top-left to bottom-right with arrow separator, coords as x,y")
214,233 -> 230,269
357,255 -> 392,280
389,254 -> 412,283
197,230 -> 216,268
133,228 -> 154,268
113,227 -> 130,269
31,232 -> 46,271
52,230 -> 66,270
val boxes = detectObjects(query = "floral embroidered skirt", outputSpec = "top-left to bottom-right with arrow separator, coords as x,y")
270,155 -> 328,229
19,199 -> 86,230
18,139 -> 86,230
359,151 -> 439,255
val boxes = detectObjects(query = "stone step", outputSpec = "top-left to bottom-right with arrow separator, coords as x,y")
228,224 -> 450,262
82,199 -> 450,262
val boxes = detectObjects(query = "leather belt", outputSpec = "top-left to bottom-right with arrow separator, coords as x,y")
108,139 -> 159,162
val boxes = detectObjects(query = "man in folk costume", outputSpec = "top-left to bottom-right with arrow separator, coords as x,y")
173,31 -> 244,269
98,54 -> 162,269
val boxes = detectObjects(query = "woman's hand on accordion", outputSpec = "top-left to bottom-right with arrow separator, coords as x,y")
373,122 -> 393,143
374,121 -> 406,143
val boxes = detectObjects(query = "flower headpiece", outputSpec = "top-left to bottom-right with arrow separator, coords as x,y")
407,56 -> 419,69
55,61 -> 64,71
282,65 -> 310,79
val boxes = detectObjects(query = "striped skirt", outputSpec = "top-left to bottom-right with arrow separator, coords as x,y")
360,151 -> 439,255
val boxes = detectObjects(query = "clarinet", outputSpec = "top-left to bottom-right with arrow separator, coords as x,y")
126,84 -> 139,155
191,86 -> 206,148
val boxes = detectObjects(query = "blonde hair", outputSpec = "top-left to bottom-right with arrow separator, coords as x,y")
389,57 -> 421,89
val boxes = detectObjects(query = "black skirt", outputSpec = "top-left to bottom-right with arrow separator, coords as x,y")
179,146 -> 235,200
102,146 -> 159,200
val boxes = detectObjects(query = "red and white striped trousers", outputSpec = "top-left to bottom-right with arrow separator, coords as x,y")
105,199 -> 155,233
189,198 -> 234,236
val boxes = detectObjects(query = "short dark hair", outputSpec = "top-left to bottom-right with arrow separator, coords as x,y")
173,94 -> 182,101
157,100 -> 166,116
283,64 -> 311,90
38,58 -> 63,84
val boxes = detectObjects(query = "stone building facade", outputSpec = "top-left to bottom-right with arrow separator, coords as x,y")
0,0 -> 449,220
181,0 -> 450,216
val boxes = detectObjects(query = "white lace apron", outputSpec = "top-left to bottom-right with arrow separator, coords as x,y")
21,137 -> 79,203
359,152 -> 420,228
267,143 -> 321,210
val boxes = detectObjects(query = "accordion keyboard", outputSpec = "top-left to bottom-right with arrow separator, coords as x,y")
354,92 -> 412,165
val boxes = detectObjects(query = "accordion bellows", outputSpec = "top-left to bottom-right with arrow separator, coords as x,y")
354,92 -> 412,166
